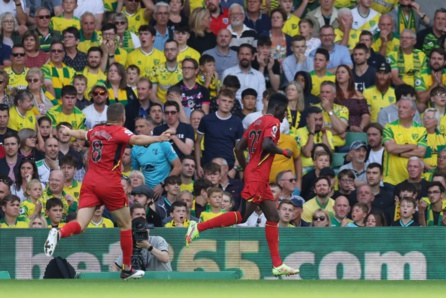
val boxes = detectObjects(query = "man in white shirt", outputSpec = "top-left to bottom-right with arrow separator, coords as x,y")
82,84 -> 108,129
222,43 -> 265,111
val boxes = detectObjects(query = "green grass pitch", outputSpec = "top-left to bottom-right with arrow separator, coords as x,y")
1,280 -> 446,298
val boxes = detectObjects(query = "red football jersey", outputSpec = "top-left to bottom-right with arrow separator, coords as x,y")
243,114 -> 280,181
84,124 -> 133,184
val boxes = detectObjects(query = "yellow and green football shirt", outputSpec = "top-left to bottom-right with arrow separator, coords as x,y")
126,48 -> 166,77
334,28 -> 360,51
177,46 -> 201,63
113,47 -> 128,67
387,49 -> 427,87
371,0 -> 398,14
189,0 -> 205,13
88,217 -> 114,228
363,85 -> 396,122
414,68 -> 446,93
302,197 -> 335,222
314,103 -> 349,147
309,70 -> 336,96
196,72 -> 220,99
372,32 -> 400,54
81,67 -> 107,98
383,120 -> 428,185
164,219 -> 190,227
46,104 -> 86,130
283,14 -> 300,37
8,106 -> 36,131
4,66 -> 29,92
180,182 -> 194,193
0,217 -> 29,228
41,62 -> 76,99
424,131 -> 446,168
123,8 -> 149,34
149,63 -> 183,103
40,188 -> 78,215
104,0 -> 118,12
199,210 -> 226,222
20,199 -> 42,218
63,179 -> 82,203
50,15 -> 81,34
78,30 -> 102,54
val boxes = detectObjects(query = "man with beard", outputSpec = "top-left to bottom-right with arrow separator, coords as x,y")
388,29 -> 427,87
125,78 -> 153,133
222,44 -> 265,110
203,29 -> 239,79
227,4 -> 257,51
415,48 -> 446,110
80,47 -> 106,98
363,62 -> 395,123
301,176 -> 335,222
416,8 -> 446,58
149,103 -> 164,127
82,84 -> 108,129
180,156 -> 195,193
352,43 -> 376,92
358,30 -> 386,70
0,132 -> 20,181
150,40 -> 183,104
207,0 -> 230,36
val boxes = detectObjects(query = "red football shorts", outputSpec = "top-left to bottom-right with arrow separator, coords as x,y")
241,180 -> 274,204
78,182 -> 129,211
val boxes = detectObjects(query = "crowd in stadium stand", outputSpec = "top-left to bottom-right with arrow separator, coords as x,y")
1,0 -> 446,230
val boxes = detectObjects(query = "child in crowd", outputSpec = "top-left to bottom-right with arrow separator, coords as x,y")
191,178 -> 213,219
345,202 -> 369,227
73,74 -> 90,110
164,201 -> 189,227
196,54 -> 221,98
280,0 -> 300,37
45,198 -> 65,228
221,191 -> 234,212
270,182 -> 282,205
298,18 -> 321,57
126,65 -> 140,92
365,211 -> 387,227
200,187 -> 225,222
50,0 -> 80,34
174,26 -> 201,63
88,205 -> 114,228
391,197 -> 422,227
203,162 -> 221,187
29,213 -> 47,228
20,179 -> 43,218
235,88 -> 257,120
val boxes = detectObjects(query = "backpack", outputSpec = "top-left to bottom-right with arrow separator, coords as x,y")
43,257 -> 76,279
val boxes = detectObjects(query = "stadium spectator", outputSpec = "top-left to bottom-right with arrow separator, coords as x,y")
351,0 -> 380,34
203,28 -> 238,79
0,131 -> 20,181
276,170 -> 304,204
352,44 -> 377,93
8,90 -> 36,132
60,155 -> 82,203
131,185 -> 162,227
302,176 -> 335,222
310,208 -> 331,227
1,194 -> 28,227
61,27 -> 87,72
282,36 -> 312,83
187,8 -> 217,53
331,195 -> 352,227
371,14 -> 400,57
244,0 -> 271,34
11,158 -> 41,202
277,199 -> 294,227
306,0 -> 339,35
212,157 -> 244,210
191,178 -> 213,219
40,169 -> 78,216
179,156 -> 195,193
332,169 -> 356,200
36,137 -> 60,185
5,44 -> 29,92
0,175 -> 12,218
82,84 -> 108,129
155,175 -> 181,220
164,200 -> 189,227
345,202 -> 368,227
131,116 -> 181,194
339,141 -> 368,185
418,181 -> 445,226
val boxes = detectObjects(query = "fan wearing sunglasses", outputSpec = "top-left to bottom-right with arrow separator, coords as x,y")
310,208 -> 331,227
34,7 -> 62,53
5,44 -> 28,92
82,84 -> 109,129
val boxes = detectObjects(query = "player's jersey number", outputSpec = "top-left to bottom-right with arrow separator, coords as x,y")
91,140 -> 103,162
248,130 -> 262,154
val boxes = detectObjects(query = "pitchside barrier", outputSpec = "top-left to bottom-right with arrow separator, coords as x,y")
1,228 -> 445,280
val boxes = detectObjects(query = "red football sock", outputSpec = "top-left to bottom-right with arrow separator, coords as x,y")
265,221 -> 282,267
59,221 -> 82,238
197,211 -> 242,232
120,230 -> 133,269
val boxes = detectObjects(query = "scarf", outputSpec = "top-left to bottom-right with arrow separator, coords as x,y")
121,30 -> 134,53
397,48 -> 422,78
398,7 -> 416,34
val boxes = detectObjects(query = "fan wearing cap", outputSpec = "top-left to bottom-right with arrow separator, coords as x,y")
339,140 -> 368,185
363,62 -> 395,123
131,185 -> 163,227
82,84 -> 108,129
289,197 -> 310,227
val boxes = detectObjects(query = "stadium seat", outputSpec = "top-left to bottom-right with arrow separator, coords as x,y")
345,132 -> 368,147
331,152 -> 347,169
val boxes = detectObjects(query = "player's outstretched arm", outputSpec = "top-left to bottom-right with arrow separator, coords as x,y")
59,125 -> 87,140
130,130 -> 173,146
262,137 -> 292,158
235,137 -> 248,169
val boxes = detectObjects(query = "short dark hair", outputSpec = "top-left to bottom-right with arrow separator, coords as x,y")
170,200 -> 187,213
366,162 -> 383,174
218,88 -> 235,100
46,197 -> 63,210
338,169 -> 355,180
395,84 -> 416,101
193,178 -> 213,196
164,175 -> 181,185
182,58 -> 198,69
222,75 -> 241,89
203,162 -> 221,174
130,203 -> 145,215
311,143 -> 332,162
267,93 -> 288,111
307,106 -> 323,116
138,24 -> 156,36
62,26 -> 80,40
101,23 -> 117,34
3,131 -> 20,144
315,48 -> 330,61
1,194 -> 20,206
107,103 -> 125,122
291,35 -> 306,43
315,176 -> 331,187
164,100 -> 180,112
238,43 -> 254,55
353,43 -> 369,53
61,85 -> 77,97
60,155 -> 77,167
359,30 -> 373,39
257,36 -> 272,47
241,88 -> 257,99
87,46 -> 103,57
299,18 -> 314,28
199,54 -> 215,65
364,122 -> 383,135
428,181 -> 445,193
430,48 -> 446,60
